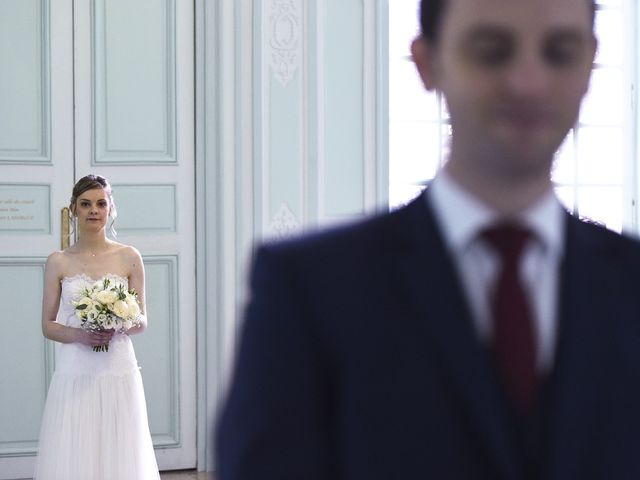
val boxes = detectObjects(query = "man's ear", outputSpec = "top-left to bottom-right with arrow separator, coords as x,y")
411,36 -> 438,91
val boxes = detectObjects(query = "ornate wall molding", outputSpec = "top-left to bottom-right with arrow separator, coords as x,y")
267,0 -> 301,86
269,202 -> 300,238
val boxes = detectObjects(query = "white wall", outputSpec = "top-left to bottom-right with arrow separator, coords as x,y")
196,0 -> 389,472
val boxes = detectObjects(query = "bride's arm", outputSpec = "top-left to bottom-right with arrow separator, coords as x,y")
41,252 -> 76,343
125,246 -> 147,335
41,253 -> 113,346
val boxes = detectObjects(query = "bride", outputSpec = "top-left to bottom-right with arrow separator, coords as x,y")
34,174 -> 160,479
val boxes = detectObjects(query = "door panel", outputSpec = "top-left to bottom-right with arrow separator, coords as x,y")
73,0 -> 196,470
0,0 -> 74,478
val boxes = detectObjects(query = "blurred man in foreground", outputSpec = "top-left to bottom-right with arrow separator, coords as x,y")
217,1 -> 640,478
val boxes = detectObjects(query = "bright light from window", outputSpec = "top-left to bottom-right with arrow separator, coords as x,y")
389,1 -> 634,234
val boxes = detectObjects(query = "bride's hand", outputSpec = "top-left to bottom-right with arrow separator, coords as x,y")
74,328 -> 115,347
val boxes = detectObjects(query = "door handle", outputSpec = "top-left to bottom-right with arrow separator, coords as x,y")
61,207 -> 70,250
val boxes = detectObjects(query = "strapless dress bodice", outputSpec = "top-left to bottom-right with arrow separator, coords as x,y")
54,273 -> 139,377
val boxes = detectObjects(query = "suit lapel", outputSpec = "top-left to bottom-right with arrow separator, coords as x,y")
388,193 -> 522,480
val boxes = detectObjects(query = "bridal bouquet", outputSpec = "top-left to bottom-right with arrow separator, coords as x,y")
71,277 -> 142,352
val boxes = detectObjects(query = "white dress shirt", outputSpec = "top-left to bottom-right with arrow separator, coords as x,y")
427,169 -> 565,372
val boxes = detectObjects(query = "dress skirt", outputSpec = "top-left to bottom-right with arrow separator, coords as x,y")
34,334 -> 160,480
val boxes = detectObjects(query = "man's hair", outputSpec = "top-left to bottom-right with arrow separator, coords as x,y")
419,0 -> 445,43
419,0 -> 597,43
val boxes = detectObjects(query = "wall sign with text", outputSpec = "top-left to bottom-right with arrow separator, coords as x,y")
0,185 -> 51,234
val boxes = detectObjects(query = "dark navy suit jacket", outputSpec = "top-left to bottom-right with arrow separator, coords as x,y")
216,192 -> 640,479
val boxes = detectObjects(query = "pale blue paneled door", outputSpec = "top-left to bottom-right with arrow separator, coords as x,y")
0,0 -> 196,477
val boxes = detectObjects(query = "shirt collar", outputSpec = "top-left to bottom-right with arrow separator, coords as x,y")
427,168 -> 565,257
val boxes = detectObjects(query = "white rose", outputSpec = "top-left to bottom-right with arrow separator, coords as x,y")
112,300 -> 129,319
126,297 -> 141,318
95,290 -> 119,305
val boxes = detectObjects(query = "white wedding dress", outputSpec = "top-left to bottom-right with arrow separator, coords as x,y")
34,273 -> 160,480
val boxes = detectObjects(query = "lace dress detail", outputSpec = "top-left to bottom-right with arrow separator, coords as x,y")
34,274 -> 160,480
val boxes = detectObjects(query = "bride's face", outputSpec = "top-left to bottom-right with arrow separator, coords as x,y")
73,188 -> 111,233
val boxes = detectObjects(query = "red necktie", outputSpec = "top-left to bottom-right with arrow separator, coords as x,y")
483,224 -> 537,414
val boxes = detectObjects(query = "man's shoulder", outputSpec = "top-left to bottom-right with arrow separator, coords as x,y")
568,214 -> 640,264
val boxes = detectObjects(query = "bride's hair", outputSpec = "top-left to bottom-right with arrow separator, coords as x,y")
69,174 -> 118,237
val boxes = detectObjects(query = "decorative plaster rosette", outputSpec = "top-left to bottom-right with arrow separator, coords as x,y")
267,0 -> 301,86
270,202 -> 300,238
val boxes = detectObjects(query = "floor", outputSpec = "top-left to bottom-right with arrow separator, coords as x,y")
14,470 -> 213,480
160,470 -> 214,480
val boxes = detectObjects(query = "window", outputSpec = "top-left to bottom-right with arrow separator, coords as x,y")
388,0 -> 638,234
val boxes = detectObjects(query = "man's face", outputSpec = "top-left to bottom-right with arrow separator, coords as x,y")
413,0 -> 597,179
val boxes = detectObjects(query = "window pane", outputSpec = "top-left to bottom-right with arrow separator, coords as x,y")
580,68 -> 624,125
389,60 -> 440,122
595,8 -> 624,66
555,185 -> 577,213
576,127 -> 623,185
577,186 -> 624,231
388,1 -> 419,59
597,0 -> 622,6
551,133 -> 576,185
389,184 -> 425,209
390,122 -> 441,184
